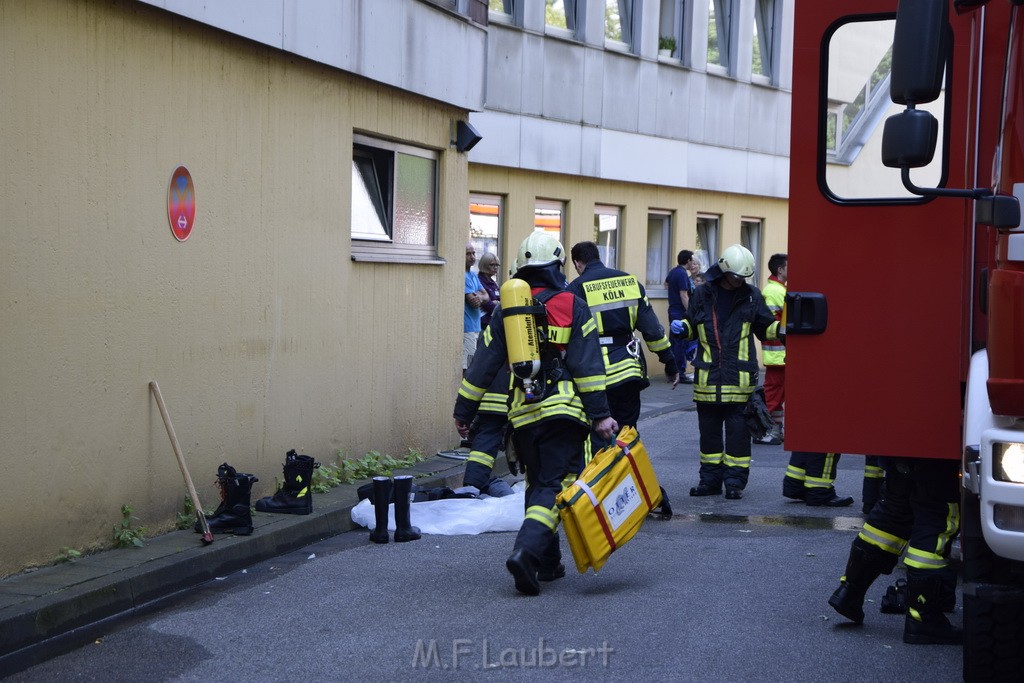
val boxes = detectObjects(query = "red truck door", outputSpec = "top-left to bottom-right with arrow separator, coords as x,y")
785,0 -> 974,460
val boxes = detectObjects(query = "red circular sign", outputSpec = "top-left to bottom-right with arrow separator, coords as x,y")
167,166 -> 195,241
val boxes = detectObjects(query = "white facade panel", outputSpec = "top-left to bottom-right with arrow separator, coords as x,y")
744,153 -> 790,198
487,26 -> 526,112
600,130 -> 690,187
140,0 -> 486,111
466,110 -> 523,167
520,117 -> 583,176
542,39 -> 587,123
601,53 -> 642,133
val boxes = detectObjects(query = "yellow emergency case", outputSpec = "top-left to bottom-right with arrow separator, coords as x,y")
555,426 -> 662,573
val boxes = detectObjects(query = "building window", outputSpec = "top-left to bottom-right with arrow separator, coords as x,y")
659,0 -> 688,63
546,0 -> 578,34
470,194 -> 503,265
351,134 -> 439,263
752,0 -> 776,79
489,0 -> 515,19
646,211 -> 673,296
594,205 -> 622,269
741,218 -> 762,285
535,199 -> 566,245
605,0 -> 634,49
695,214 -> 720,272
707,0 -> 731,70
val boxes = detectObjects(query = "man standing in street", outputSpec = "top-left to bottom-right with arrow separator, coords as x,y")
671,244 -> 782,500
454,233 -> 617,596
568,241 -> 678,514
666,250 -> 697,383
756,253 -> 787,445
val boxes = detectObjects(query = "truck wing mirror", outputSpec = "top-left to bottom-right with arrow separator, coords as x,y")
881,109 -> 938,169
975,195 -> 1022,229
891,0 -> 949,105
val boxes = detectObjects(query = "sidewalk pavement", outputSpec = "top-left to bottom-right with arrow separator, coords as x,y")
0,378 -> 695,672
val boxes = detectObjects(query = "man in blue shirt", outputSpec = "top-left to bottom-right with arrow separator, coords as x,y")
665,250 -> 697,383
464,243 -> 488,375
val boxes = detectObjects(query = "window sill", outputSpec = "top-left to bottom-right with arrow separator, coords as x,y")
351,242 -> 446,265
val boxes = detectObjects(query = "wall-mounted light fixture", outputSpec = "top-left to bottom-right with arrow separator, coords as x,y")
453,120 -> 482,153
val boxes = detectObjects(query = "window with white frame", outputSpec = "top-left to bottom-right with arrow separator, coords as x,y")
695,214 -> 720,272
605,0 -> 635,50
707,0 -> 731,70
740,218 -> 762,285
351,135 -> 439,263
594,205 -> 622,269
646,211 -> 673,296
535,199 -> 566,245
752,0 -> 777,80
489,0 -> 515,18
546,0 -> 578,34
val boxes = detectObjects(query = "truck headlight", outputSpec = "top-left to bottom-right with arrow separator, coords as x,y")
994,442 -> 1024,483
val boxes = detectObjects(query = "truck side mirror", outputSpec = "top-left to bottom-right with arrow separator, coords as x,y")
881,109 -> 938,168
891,0 -> 949,105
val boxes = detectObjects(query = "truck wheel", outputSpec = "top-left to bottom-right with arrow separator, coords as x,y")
961,493 -> 1024,682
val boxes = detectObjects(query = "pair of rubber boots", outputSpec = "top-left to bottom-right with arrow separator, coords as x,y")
506,536 -> 565,596
828,543 -> 961,644
255,450 -> 319,516
368,475 -> 421,544
194,462 -> 259,536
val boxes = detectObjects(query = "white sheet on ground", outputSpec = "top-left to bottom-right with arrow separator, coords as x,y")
350,482 -> 525,535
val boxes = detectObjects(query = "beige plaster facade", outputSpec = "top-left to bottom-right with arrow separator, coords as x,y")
1,0 -> 469,576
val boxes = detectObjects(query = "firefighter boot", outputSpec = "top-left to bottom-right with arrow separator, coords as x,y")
537,533 -> 565,582
368,476 -> 392,544
506,546 -> 541,596
196,463 -> 258,536
392,475 -> 421,543
903,569 -> 963,645
255,450 -> 319,515
828,542 -> 894,624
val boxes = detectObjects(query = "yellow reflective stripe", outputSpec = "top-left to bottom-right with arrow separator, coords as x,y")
738,322 -> 751,362
525,505 -> 559,530
805,476 -> 834,489
858,524 -> 908,557
738,371 -> 751,388
723,454 -> 750,469
548,325 -> 572,344
864,465 -> 885,479
700,452 -> 723,465
904,547 -> 949,570
480,392 -> 508,414
458,379 -> 485,402
589,298 -> 638,313
296,486 -> 308,498
581,276 -> 642,308
785,465 -> 806,480
768,320 -> 781,339
933,503 -> 960,555
698,327 -> 711,361
581,317 -> 597,336
574,375 -> 607,392
628,303 -> 638,328
467,451 -> 496,468
604,356 -> 642,385
482,325 -> 493,346
647,336 -> 671,353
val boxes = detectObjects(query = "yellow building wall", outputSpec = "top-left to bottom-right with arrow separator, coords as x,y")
0,0 -> 468,576
468,164 -> 790,360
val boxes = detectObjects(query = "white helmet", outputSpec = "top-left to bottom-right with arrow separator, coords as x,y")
516,232 -> 565,270
718,244 -> 755,278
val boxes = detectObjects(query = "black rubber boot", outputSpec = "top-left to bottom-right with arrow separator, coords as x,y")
506,547 -> 541,595
828,542 -> 895,624
255,450 -> 319,515
651,487 -> 673,518
368,476 -> 392,544
806,488 -> 855,507
196,463 -> 258,535
903,569 -> 963,644
392,475 -> 421,542
537,533 -> 565,582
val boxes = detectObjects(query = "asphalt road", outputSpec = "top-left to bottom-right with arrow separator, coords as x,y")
7,407 -> 962,682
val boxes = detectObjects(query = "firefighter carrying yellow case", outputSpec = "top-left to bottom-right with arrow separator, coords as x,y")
555,426 -> 661,573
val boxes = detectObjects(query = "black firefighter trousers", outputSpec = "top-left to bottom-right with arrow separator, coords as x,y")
511,419 -> 587,569
696,401 -> 751,491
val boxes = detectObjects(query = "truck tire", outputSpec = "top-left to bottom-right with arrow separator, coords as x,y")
961,492 -> 1024,682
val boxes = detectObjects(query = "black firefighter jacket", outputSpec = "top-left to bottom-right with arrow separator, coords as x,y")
676,269 -> 781,404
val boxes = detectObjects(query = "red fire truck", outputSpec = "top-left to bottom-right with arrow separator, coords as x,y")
786,0 -> 1023,677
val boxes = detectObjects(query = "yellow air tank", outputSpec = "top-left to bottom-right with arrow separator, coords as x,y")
500,278 -> 542,401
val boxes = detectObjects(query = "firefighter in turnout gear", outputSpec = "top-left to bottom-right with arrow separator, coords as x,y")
454,232 -> 617,596
568,240 -> 678,516
828,457 -> 961,645
670,244 -> 782,499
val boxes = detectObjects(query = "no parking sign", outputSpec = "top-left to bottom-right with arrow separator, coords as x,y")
167,166 -> 195,241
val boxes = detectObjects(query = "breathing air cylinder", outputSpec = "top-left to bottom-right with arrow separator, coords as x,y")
500,278 -> 542,401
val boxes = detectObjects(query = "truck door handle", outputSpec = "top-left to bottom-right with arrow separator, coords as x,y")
784,292 -> 828,335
